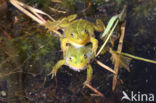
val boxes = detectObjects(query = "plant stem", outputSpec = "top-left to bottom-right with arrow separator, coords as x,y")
112,21 -> 126,91
120,52 -> 156,64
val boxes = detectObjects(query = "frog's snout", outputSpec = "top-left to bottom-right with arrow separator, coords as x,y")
79,34 -> 89,41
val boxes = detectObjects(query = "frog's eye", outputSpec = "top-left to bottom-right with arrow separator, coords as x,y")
84,29 -> 88,34
83,54 -> 87,59
69,57 -> 73,61
71,33 -> 74,37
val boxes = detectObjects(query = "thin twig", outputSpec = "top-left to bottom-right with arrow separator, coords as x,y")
95,59 -> 116,74
10,0 -> 55,24
49,7 -> 67,14
120,52 -> 156,64
52,30 -> 62,37
112,21 -> 126,91
85,83 -> 104,97
10,0 -> 45,24
9,0 -> 62,37
81,2 -> 92,13
0,26 -> 12,39
24,4 -> 55,21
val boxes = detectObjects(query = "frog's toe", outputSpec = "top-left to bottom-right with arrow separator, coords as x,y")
92,47 -> 97,53
92,49 -> 97,55
52,72 -> 57,79
48,71 -> 57,79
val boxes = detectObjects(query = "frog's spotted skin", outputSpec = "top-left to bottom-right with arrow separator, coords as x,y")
44,14 -> 77,32
61,16 -> 105,53
45,14 -> 105,53
49,45 -> 95,85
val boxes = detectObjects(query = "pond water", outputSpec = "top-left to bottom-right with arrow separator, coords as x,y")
0,0 -> 155,103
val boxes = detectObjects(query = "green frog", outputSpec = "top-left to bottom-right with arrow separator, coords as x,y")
45,14 -> 105,53
61,18 -> 105,53
49,44 -> 95,85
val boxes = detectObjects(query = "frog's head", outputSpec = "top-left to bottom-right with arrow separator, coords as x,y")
65,46 -> 92,71
64,19 -> 91,47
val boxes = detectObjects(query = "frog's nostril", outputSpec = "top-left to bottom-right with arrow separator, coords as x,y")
71,33 -> 74,37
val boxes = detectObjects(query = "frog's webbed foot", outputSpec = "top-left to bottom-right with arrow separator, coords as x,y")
94,19 -> 105,32
48,60 -> 65,79
83,64 -> 93,88
48,69 -> 57,79
59,14 -> 77,27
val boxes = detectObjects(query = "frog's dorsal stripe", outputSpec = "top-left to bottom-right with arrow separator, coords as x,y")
77,19 -> 81,35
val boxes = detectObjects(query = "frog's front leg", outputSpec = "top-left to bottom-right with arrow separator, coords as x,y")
94,19 -> 105,32
48,60 -> 65,79
60,38 -> 69,52
90,37 -> 98,53
83,64 -> 93,87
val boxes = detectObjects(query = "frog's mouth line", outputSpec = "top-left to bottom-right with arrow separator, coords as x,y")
69,35 -> 90,46
69,65 -> 87,72
66,62 -> 87,72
